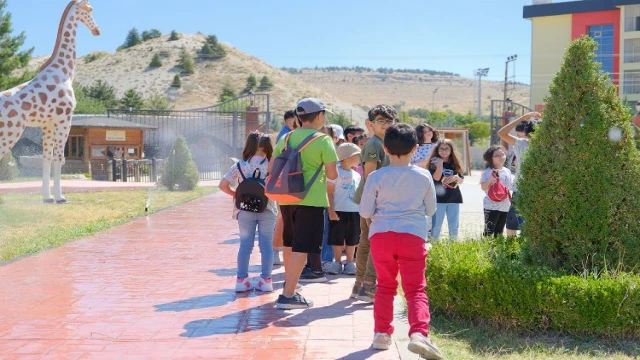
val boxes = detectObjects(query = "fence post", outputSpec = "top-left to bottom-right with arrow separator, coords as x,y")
122,159 -> 128,182
112,159 -> 117,182
151,158 -> 157,182
232,111 -> 238,152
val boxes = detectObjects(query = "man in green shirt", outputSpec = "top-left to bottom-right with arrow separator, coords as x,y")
269,98 -> 339,309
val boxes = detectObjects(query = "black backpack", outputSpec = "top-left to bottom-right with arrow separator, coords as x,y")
235,159 -> 268,213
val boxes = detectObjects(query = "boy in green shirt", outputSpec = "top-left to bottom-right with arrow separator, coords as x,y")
269,98 -> 339,309
352,105 -> 398,302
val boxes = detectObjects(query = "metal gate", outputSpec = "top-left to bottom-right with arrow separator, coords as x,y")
107,93 -> 271,180
489,100 -> 532,145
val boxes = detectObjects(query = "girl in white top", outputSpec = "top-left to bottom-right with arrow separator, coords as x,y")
411,123 -> 439,167
480,145 -> 513,237
219,132 -> 277,293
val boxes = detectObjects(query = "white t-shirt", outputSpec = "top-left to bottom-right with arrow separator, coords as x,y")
333,166 -> 361,212
223,156 -> 278,218
481,167 -> 513,212
411,143 -> 435,165
512,138 -> 530,192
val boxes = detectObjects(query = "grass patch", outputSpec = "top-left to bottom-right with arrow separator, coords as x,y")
428,313 -> 639,359
0,187 -> 215,261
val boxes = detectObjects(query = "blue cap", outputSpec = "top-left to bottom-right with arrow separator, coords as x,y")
295,97 -> 333,116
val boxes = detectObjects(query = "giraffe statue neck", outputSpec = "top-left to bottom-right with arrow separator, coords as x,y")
39,2 -> 78,79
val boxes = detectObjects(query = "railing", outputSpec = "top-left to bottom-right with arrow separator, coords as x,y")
108,159 -> 164,183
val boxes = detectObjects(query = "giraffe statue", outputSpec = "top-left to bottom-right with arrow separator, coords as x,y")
0,0 -> 100,203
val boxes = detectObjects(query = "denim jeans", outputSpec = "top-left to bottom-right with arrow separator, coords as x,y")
321,208 -> 333,263
237,211 -> 276,279
430,203 -> 460,241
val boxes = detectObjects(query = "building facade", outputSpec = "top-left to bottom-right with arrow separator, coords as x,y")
524,0 -> 640,108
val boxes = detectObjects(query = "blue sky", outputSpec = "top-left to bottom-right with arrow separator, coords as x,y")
7,0 -> 535,83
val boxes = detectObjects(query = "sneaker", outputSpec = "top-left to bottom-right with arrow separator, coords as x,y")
299,268 -> 328,283
407,333 -> 444,360
357,283 -> 376,303
327,261 -> 343,275
255,277 -> 273,292
276,292 -> 314,309
372,332 -> 392,350
322,261 -> 332,272
343,262 -> 356,275
235,277 -> 253,292
350,281 -> 362,299
273,250 -> 283,266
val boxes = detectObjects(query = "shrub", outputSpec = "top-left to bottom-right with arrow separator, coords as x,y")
120,89 -> 144,110
519,36 -> 640,273
426,239 -> 640,338
168,30 -> 180,41
0,151 -> 19,180
243,74 -> 257,94
84,51 -> 108,64
171,74 -> 182,88
149,53 -> 163,68
160,136 -> 199,191
121,28 -> 142,49
179,50 -> 195,75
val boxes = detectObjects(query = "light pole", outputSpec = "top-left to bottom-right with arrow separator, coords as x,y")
475,68 -> 490,119
432,88 -> 439,112
503,55 -> 518,110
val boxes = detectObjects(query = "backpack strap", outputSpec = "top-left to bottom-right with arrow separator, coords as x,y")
236,162 -> 246,181
296,132 -> 326,153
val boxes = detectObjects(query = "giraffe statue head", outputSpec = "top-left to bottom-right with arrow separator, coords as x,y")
74,0 -> 101,36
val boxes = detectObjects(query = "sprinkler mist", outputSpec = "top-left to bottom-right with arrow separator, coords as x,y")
145,197 -> 150,213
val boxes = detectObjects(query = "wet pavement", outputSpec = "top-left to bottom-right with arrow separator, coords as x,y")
0,191 -> 411,359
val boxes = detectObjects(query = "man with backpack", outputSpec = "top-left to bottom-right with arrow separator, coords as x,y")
267,98 -> 339,309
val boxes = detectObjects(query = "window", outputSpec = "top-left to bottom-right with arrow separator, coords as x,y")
64,135 -> 85,159
623,70 -> 640,95
91,146 -> 106,159
625,5 -> 640,32
624,39 -> 640,63
127,147 -> 138,158
589,25 -> 614,79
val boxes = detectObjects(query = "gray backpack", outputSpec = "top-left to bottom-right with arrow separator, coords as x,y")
265,131 -> 325,203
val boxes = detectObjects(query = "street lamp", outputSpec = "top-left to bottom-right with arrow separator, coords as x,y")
504,55 -> 518,108
432,88 -> 439,112
474,68 -> 490,119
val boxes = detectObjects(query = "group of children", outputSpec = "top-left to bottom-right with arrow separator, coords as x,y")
217,98 -> 541,359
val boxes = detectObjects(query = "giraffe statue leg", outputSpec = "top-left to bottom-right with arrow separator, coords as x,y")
41,123 -> 55,203
52,119 -> 71,203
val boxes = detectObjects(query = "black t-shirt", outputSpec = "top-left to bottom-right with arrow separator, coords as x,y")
429,161 -> 464,203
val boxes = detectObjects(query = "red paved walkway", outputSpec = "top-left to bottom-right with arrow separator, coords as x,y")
0,191 -> 413,359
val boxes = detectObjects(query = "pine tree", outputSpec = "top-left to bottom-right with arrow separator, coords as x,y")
243,74 -> 257,93
160,136 -> 199,191
149,53 -> 163,68
219,84 -> 236,102
519,35 -> 640,273
200,43 -> 215,57
120,88 -> 144,110
149,29 -> 162,39
257,75 -> 273,91
206,35 -> 219,47
0,0 -> 34,90
205,34 -> 226,60
141,30 -> 152,41
171,74 -> 182,88
168,30 -> 180,41
73,83 -> 107,114
179,50 -> 195,75
122,28 -> 142,48
86,80 -> 118,108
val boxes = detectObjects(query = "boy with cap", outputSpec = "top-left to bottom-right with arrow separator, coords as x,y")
326,143 -> 362,275
269,98 -> 339,309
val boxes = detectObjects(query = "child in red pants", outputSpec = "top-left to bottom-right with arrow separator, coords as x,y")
359,123 -> 443,359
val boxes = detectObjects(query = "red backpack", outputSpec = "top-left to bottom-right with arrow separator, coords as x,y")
488,173 -> 511,202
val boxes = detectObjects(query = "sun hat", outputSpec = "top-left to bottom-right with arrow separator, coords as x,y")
336,143 -> 361,161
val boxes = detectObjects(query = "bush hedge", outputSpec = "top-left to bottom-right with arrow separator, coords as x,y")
0,151 -> 19,180
160,136 -> 199,191
426,238 -> 640,338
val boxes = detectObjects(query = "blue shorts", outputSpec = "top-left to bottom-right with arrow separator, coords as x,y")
506,192 -> 524,231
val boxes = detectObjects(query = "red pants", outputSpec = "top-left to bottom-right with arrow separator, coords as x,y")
370,231 -> 431,336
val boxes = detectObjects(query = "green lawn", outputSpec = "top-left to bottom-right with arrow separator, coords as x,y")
0,187 -> 215,262
429,313 -> 639,359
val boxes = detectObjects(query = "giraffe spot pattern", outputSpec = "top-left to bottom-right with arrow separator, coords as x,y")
7,110 -> 18,118
38,93 -> 48,104
53,76 -> 60,84
47,85 -> 56,92
58,90 -> 65,98
34,83 -> 42,89
21,102 -> 32,111
56,108 -> 64,115
3,91 -> 11,97
19,93 -> 27,100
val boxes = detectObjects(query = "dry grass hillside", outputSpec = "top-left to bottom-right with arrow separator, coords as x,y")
25,32 -> 530,120
292,69 -> 531,115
